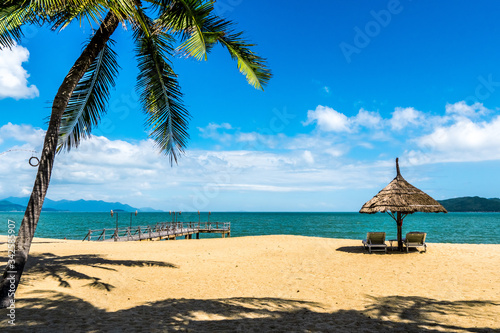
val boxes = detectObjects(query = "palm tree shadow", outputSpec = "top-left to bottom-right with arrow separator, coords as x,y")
83,278 -> 115,292
0,292 -> 497,332
364,295 -> 500,332
21,253 -> 177,290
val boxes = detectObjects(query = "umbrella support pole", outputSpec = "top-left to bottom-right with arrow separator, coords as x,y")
388,211 -> 407,251
397,215 -> 403,251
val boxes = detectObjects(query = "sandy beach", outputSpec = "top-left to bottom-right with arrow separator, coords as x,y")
0,235 -> 499,332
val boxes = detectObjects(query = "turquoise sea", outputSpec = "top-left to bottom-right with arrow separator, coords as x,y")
0,212 -> 499,244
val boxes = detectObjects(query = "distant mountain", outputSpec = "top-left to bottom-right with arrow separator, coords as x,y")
3,197 -> 31,207
0,200 -> 59,212
138,207 -> 164,212
0,200 -> 26,212
3,197 -> 164,213
438,196 -> 500,212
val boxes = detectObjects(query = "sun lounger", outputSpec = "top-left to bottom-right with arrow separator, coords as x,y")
403,232 -> 427,253
362,232 -> 387,254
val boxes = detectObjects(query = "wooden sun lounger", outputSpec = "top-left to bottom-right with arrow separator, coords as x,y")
362,232 -> 387,254
403,232 -> 427,253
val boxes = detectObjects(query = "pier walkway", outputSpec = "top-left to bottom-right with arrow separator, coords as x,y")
82,221 -> 231,242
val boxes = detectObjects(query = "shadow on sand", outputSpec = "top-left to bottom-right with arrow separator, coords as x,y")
335,246 -> 427,255
3,252 -> 178,292
1,293 -> 497,332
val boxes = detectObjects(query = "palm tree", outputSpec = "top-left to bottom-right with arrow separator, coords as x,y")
0,0 -> 271,308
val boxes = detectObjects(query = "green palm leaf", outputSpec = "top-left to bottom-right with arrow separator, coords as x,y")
0,0 -> 112,48
58,39 -> 119,152
155,0 -> 213,60
49,1 -> 108,32
0,0 -> 136,47
217,31 -> 271,91
154,1 -> 271,90
133,10 -> 189,164
0,2 -> 39,48
206,17 -> 271,90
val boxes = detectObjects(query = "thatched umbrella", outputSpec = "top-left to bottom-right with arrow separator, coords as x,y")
359,158 -> 447,251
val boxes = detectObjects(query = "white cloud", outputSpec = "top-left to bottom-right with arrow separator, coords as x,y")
197,122 -> 233,142
198,123 -> 282,150
324,148 -> 344,157
445,101 -> 488,118
354,108 -> 383,129
237,132 -> 258,142
357,142 -> 374,149
0,44 -> 39,99
2,100 -> 499,211
0,123 -> 396,211
303,106 -> 384,133
410,115 -> 500,163
236,132 -> 278,149
390,107 -> 426,130
303,150 -> 314,164
217,183 -> 303,192
303,105 -> 352,132
299,101 -> 500,166
0,122 -> 45,146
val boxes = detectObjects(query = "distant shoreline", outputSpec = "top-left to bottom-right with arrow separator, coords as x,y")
2,210 -> 500,214
2,196 -> 500,213
0,232 -> 498,246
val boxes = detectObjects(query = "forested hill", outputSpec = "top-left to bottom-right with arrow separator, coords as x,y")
438,197 -> 500,212
0,197 -> 162,212
0,200 -> 59,212
0,200 -> 25,212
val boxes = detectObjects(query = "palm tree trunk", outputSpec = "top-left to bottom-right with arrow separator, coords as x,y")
0,12 -> 119,308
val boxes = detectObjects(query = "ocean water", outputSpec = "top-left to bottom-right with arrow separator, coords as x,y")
0,211 -> 499,244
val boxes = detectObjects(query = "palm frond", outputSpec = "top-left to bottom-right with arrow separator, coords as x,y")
155,0 -> 213,60
0,2 -> 40,48
154,1 -> 271,90
0,0 -> 112,48
133,10 -> 189,164
58,39 -> 119,152
206,17 -> 271,90
49,0 -> 108,32
107,0 -> 141,24
217,30 -> 271,90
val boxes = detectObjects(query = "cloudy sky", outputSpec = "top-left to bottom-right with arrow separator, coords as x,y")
1,0 -> 500,211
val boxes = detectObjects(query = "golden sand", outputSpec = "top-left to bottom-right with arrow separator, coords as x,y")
0,235 -> 499,332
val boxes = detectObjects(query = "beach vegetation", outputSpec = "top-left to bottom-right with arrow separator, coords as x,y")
0,0 -> 271,308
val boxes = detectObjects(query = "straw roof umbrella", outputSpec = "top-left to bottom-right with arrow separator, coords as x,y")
359,158 -> 447,251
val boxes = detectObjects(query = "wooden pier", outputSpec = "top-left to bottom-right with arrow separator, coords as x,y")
82,221 -> 231,242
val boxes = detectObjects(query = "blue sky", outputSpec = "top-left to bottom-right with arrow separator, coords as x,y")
1,0 -> 500,211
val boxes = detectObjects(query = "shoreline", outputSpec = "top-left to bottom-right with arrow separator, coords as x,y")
1,234 -> 499,246
2,211 -> 499,244
0,235 -> 499,331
